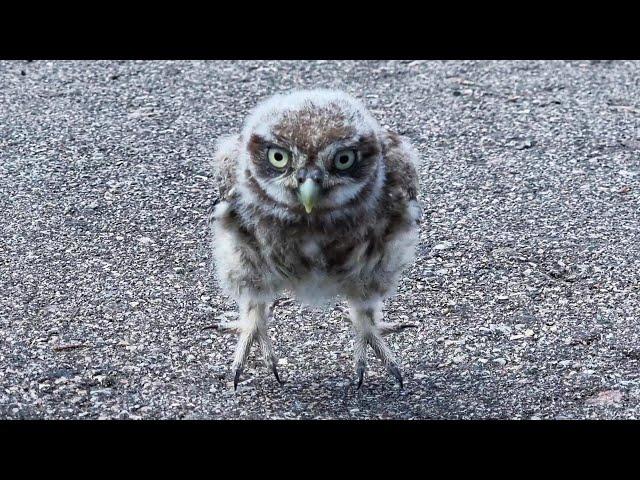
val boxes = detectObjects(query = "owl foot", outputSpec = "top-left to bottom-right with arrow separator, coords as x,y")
353,331 -> 404,390
232,363 -> 281,390
229,327 -> 282,391
209,300 -> 283,390
257,327 -> 283,385
387,363 -> 404,389
231,327 -> 256,391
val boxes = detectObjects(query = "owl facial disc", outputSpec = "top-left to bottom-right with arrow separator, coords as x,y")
297,178 -> 321,214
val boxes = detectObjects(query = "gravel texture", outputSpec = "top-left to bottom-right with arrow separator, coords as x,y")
1,60 -> 639,419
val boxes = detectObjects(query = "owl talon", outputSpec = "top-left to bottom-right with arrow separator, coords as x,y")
387,364 -> 403,389
233,367 -> 243,391
356,362 -> 366,389
272,364 -> 283,384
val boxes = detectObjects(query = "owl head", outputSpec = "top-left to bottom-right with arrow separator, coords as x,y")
236,89 -> 386,217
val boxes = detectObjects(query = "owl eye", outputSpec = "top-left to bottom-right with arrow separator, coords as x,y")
333,149 -> 356,170
267,147 -> 290,169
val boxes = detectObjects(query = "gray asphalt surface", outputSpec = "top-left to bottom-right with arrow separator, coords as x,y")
1,60 -> 639,419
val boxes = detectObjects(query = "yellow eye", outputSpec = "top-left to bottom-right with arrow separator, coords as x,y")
334,149 -> 356,170
267,147 -> 290,169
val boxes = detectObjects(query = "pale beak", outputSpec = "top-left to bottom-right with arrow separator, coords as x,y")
297,178 -> 321,214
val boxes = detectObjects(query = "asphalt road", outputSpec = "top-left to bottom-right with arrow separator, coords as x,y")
1,60 -> 639,419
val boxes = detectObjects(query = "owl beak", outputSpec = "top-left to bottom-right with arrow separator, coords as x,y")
297,178 -> 321,214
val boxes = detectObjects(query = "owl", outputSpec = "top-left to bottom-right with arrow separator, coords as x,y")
210,89 -> 421,390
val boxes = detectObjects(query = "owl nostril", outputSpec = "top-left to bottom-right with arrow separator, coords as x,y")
296,167 -> 323,185
308,169 -> 323,183
296,168 -> 307,184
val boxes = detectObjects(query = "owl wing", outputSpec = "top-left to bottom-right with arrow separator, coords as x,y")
212,134 -> 241,200
381,131 -> 422,224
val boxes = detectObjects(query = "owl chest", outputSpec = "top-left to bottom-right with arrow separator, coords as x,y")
265,230 -> 379,281
259,233 -> 369,303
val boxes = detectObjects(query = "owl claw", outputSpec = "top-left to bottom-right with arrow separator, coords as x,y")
233,368 -> 243,391
356,361 -> 366,389
387,364 -> 403,389
272,364 -> 283,384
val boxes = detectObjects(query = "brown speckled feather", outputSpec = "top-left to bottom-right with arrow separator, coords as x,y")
381,131 -> 420,203
212,134 -> 240,200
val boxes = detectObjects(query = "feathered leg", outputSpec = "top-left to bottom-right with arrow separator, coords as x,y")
214,299 -> 282,390
348,298 -> 416,389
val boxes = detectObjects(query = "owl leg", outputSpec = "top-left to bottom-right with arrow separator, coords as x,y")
226,299 -> 281,390
348,298 -> 407,389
